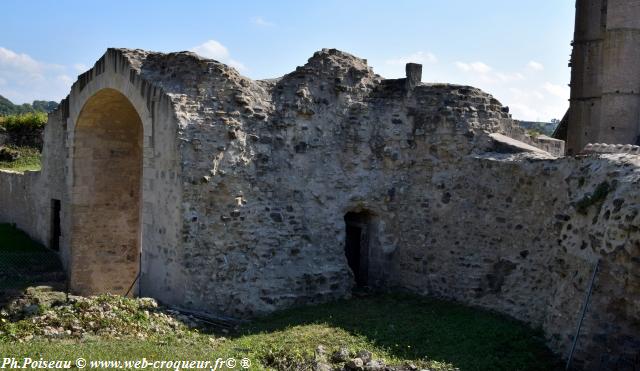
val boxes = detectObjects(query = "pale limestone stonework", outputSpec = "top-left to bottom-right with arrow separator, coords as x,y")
0,48 -> 638,370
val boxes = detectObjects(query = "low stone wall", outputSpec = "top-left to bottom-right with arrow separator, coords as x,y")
0,170 -> 40,239
0,107 -> 68,251
501,121 -> 566,156
386,153 -> 639,369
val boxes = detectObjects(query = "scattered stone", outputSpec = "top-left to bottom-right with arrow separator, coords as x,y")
313,361 -> 332,371
364,359 -> 385,370
23,304 -> 40,316
332,347 -> 350,363
356,350 -> 372,364
315,345 -> 327,362
346,357 -> 364,370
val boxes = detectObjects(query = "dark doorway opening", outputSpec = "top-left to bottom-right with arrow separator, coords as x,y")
50,199 -> 61,251
344,211 -> 372,287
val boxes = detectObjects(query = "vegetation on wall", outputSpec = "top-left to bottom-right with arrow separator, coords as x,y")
0,112 -> 48,131
575,181 -> 611,215
0,112 -> 47,172
0,146 -> 41,172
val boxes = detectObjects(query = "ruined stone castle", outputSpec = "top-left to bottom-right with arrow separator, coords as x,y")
0,2 -> 639,370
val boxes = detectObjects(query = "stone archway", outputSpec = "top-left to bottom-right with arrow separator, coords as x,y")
69,88 -> 143,296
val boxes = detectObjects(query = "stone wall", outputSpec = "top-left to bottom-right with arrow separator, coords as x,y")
165,49 -> 636,368
388,153 -> 639,369
0,170 -> 39,234
502,122 -> 565,156
137,48 -> 632,368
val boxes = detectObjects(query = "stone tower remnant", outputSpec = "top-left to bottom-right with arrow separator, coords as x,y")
565,0 -> 640,153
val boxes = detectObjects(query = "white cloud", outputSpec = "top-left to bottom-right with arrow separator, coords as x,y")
509,88 -> 543,101
543,82 -> 569,99
251,16 -> 275,27
374,53 -> 568,121
57,74 -> 74,85
506,83 -> 568,121
191,40 -> 246,71
0,47 -> 42,77
448,58 -> 568,121
455,61 -> 492,74
0,46 -> 75,104
192,40 -> 228,60
509,103 -> 541,121
73,63 -> 88,73
455,61 -> 522,84
385,51 -> 437,66
527,61 -> 544,71
495,72 -> 525,82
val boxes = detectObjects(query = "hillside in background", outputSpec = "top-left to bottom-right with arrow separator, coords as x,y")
516,120 -> 559,136
0,95 -> 58,116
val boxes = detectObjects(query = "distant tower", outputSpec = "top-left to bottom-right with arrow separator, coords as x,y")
565,0 -> 640,154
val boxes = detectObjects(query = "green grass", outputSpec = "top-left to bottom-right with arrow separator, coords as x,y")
0,296 -> 562,370
0,224 -> 561,370
236,294 -> 562,370
0,145 -> 41,172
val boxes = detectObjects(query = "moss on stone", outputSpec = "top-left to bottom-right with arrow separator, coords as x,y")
575,181 -> 611,215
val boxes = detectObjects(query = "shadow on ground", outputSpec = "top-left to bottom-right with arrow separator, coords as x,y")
0,224 -> 66,307
235,292 -> 564,371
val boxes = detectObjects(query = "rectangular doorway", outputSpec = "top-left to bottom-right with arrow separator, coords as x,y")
344,211 -> 372,287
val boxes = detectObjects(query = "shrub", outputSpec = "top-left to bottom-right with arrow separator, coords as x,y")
575,181 -> 611,215
527,129 -> 543,138
0,112 -> 47,132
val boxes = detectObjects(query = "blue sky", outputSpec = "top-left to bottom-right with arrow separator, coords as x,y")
1,1 -> 574,121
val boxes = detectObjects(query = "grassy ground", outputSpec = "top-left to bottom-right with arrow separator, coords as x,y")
0,145 -> 41,172
0,224 -> 562,370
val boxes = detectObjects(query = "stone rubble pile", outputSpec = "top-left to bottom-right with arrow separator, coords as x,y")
0,287 -> 201,342
313,345 -> 454,371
